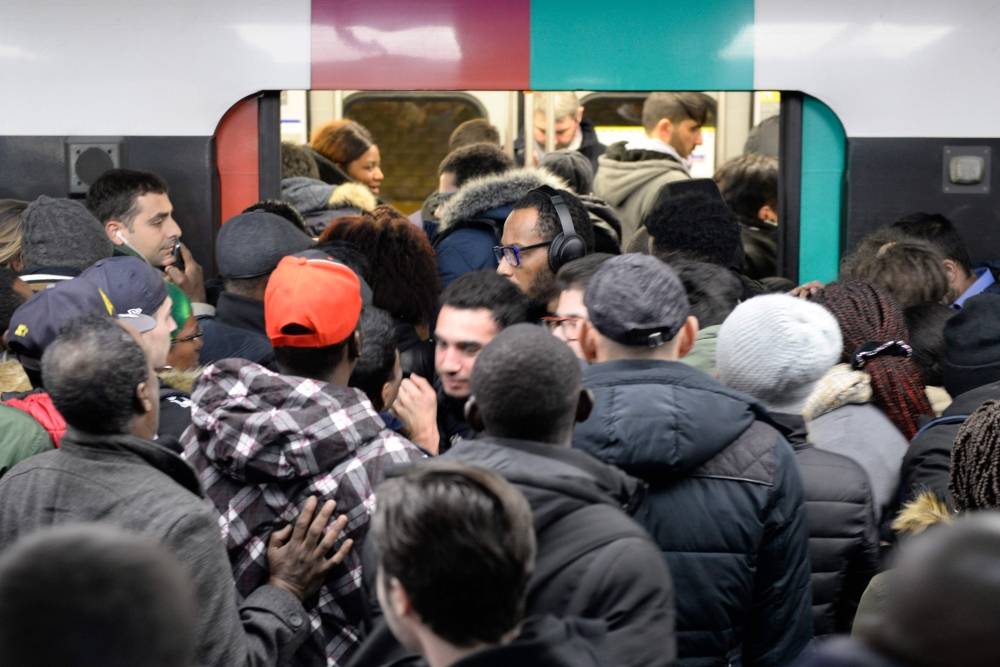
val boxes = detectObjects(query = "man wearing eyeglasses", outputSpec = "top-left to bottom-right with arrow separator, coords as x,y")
544,253 -> 614,360
495,188 -> 595,313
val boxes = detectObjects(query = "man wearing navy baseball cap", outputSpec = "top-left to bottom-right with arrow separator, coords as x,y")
79,256 -> 175,369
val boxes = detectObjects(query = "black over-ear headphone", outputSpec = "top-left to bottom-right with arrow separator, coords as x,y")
535,185 -> 586,272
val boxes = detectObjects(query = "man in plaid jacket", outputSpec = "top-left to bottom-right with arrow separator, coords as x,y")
183,254 -> 424,667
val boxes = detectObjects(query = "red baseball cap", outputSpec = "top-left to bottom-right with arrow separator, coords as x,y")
265,256 -> 363,348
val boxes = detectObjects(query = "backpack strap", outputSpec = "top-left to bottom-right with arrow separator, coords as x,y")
913,415 -> 969,441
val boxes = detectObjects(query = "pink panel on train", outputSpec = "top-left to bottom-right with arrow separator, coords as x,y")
311,0 -> 530,89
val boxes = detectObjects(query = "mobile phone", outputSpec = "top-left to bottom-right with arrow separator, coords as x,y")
172,242 -> 186,271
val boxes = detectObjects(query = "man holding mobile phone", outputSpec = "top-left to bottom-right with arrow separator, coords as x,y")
87,169 -> 206,304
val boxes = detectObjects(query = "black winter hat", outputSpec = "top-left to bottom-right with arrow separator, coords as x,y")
215,211 -> 313,279
942,293 -> 1000,397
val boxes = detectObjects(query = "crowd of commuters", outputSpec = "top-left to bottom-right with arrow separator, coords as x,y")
0,90 -> 998,667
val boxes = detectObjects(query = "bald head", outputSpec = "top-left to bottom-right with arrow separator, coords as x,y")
0,523 -> 196,667
470,323 -> 583,444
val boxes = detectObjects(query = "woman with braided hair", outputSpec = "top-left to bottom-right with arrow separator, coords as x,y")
812,281 -> 933,439
803,281 -> 930,521
950,399 -> 1000,511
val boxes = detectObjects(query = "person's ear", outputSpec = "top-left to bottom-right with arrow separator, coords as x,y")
575,388 -> 594,423
464,396 -> 484,432
105,220 -> 126,245
575,106 -> 584,123
388,576 -> 414,619
757,203 -> 778,224
579,320 -> 600,363
674,315 -> 700,359
135,381 -> 154,415
347,330 -> 362,362
653,117 -> 673,143
941,258 -> 965,289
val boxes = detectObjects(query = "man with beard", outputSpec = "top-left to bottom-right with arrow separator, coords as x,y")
495,186 -> 594,313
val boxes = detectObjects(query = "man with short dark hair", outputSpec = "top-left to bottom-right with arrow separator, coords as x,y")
573,254 -> 812,665
0,315 -> 347,666
199,210 -> 313,367
0,523 -> 198,667
373,462 -> 608,667
496,186 -> 594,308
183,255 -> 424,667
547,253 -> 614,360
891,211 -> 1000,306
19,195 -> 112,291
715,153 -> 780,280
448,118 -> 501,151
393,270 -> 530,454
595,92 -> 716,240
349,306 -> 403,416
672,259 -> 743,376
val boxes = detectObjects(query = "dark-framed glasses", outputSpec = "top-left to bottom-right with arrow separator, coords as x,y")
171,330 -> 204,346
493,241 -> 552,267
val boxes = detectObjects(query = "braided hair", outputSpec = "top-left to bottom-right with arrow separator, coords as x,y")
812,281 -> 932,439
950,400 -> 1000,511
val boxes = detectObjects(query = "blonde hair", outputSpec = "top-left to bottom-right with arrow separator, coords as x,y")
0,200 -> 27,268
532,92 -> 581,121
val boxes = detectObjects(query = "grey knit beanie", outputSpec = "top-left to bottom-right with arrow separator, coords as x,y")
717,294 -> 843,413
21,196 -> 113,272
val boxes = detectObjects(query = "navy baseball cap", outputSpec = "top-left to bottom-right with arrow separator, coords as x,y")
79,256 -> 166,333
6,278 -> 117,370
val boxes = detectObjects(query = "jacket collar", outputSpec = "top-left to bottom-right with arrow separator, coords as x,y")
765,412 -> 810,449
947,379 -> 1000,414
216,292 -> 266,334
59,427 -> 202,496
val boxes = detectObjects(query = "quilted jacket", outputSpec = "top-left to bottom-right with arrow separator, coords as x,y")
574,359 -> 813,666
182,358 -> 424,667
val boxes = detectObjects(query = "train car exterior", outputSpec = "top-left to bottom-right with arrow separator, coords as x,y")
2,0 -> 999,281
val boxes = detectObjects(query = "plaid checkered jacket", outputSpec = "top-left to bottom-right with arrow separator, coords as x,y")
181,358 -> 424,667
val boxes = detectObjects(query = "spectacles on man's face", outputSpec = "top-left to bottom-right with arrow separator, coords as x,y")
493,241 -> 552,268
171,330 -> 204,346
541,315 -> 585,341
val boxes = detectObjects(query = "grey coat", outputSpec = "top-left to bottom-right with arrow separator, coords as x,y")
807,404 -> 909,523
0,428 -> 310,667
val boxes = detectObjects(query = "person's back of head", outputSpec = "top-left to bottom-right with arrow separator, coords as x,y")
0,199 -> 28,270
243,199 -> 308,234
949,399 -> 1000,512
0,523 -> 196,667
670,259 -> 742,328
644,191 -> 742,269
438,143 -> 514,191
811,281 -> 932,439
448,119 -> 501,151
470,323 -> 584,444
41,315 -> 152,436
540,149 -> 595,195
717,294 -> 843,414
714,153 -> 778,223
374,461 -> 535,653
441,270 -> 531,330
349,307 -> 400,412
555,253 -> 615,293
641,92 -> 716,132
842,238 -> 950,309
281,142 -> 321,181
21,195 -> 112,273
743,115 -> 780,157
319,206 -> 440,327
859,514 -> 1000,667
265,255 -> 364,383
904,303 -> 955,387
891,212 -> 972,277
581,254 -> 694,363
216,210 -> 313,298
941,293 -> 1000,397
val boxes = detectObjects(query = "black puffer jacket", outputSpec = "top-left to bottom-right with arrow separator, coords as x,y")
894,380 -> 1000,514
349,437 -> 677,667
574,360 -> 813,666
772,412 -> 881,636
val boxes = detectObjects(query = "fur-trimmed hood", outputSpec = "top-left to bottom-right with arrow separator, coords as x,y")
892,491 -> 953,537
438,168 -> 566,232
328,181 -> 377,212
158,366 -> 204,395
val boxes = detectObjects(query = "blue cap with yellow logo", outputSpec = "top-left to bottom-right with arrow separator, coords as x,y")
6,278 -> 117,370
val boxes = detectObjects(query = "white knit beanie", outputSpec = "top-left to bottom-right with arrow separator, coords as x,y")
717,294 -> 843,414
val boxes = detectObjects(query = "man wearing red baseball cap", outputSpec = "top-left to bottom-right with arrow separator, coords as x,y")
181,254 -> 424,667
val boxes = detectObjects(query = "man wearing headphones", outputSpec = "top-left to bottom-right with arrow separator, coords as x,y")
495,186 -> 595,311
